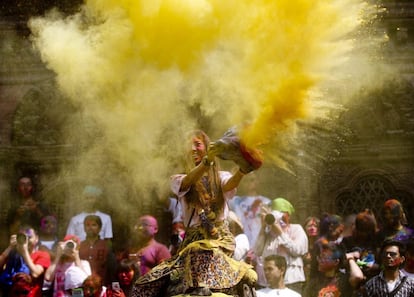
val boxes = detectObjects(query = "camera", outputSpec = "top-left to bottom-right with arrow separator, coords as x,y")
16,233 -> 27,244
64,240 -> 77,249
112,282 -> 121,291
264,210 -> 284,225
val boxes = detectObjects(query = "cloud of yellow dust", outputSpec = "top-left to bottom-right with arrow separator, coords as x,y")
28,0 -> 378,201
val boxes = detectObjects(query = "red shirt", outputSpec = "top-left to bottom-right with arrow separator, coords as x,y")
79,239 -> 110,282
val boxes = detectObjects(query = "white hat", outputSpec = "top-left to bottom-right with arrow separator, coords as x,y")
64,266 -> 89,290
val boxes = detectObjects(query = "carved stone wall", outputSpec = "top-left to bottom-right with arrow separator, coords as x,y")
0,1 -> 413,245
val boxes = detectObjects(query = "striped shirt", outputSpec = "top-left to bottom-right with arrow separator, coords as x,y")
363,271 -> 414,297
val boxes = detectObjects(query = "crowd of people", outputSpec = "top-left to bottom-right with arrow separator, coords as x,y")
1,130 -> 414,297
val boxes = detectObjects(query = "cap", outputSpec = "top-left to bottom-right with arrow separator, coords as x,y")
271,198 -> 295,215
83,185 -> 103,197
64,266 -> 89,290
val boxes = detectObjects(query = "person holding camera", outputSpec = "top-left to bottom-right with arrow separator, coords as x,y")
44,235 -> 91,297
0,225 -> 51,297
254,198 -> 308,294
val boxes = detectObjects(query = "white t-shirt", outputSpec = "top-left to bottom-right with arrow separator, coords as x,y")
167,197 -> 183,223
234,233 -> 250,261
66,211 -> 113,241
256,287 -> 302,297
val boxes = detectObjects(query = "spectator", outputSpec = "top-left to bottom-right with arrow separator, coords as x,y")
66,185 -> 113,241
377,199 -> 414,244
256,254 -> 301,297
39,215 -> 59,251
44,234 -> 91,297
228,172 -> 271,248
9,272 -> 34,297
310,213 -> 344,279
228,211 -> 250,261
112,259 -> 139,297
303,216 -> 320,283
0,225 -> 51,297
128,215 -> 171,277
341,214 -> 357,240
341,209 -> 380,282
79,215 -> 115,284
304,241 -> 364,297
7,176 -> 50,236
362,239 -> 414,296
402,239 -> 414,278
82,274 -> 108,297
161,196 -> 185,256
254,197 -> 308,294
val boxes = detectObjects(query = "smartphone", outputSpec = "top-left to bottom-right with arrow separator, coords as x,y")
112,281 -> 121,291
72,288 -> 84,297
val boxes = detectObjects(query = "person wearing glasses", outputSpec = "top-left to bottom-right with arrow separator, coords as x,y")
362,239 -> 414,297
128,215 -> 171,277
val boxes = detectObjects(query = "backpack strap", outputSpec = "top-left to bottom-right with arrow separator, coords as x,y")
388,276 -> 407,297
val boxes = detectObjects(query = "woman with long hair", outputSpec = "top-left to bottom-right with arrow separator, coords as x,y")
131,130 -> 257,297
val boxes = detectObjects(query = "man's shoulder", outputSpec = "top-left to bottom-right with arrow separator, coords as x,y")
364,274 -> 382,286
154,240 -> 169,250
70,212 -> 87,221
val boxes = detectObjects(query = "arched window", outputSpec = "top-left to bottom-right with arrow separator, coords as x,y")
335,174 -> 413,227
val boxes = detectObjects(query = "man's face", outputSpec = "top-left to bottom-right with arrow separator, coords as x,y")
135,217 -> 157,239
84,219 -> 101,237
263,260 -> 283,287
191,136 -> 207,165
18,177 -> 33,198
382,245 -> 404,270
40,216 -> 57,235
18,228 -> 38,248
383,208 -> 400,227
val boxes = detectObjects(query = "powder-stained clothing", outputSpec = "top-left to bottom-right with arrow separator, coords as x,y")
131,170 -> 256,297
79,239 -> 114,283
131,241 -> 171,276
363,271 -> 414,297
171,171 -> 236,227
304,270 -> 352,297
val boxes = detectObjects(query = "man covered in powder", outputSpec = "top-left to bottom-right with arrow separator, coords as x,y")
128,215 -> 171,277
376,199 -> 414,245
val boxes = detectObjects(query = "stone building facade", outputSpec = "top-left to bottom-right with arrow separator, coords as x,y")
0,1 -> 413,247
